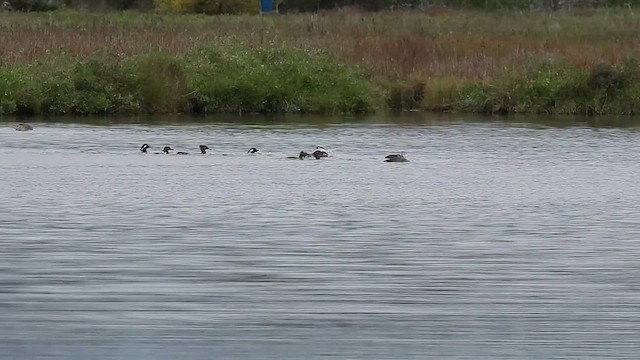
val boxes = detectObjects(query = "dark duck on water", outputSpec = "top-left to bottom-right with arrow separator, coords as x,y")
384,154 -> 409,162
287,151 -> 311,160
312,146 -> 329,159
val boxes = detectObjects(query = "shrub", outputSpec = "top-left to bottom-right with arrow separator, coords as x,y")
454,61 -> 640,115
0,46 -> 380,115
124,54 -> 189,113
184,46 -> 381,113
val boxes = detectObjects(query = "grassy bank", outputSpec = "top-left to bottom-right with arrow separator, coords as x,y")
0,47 -> 380,115
1,9 -> 640,115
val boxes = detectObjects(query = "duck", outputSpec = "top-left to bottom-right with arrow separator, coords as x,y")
154,146 -> 173,154
199,145 -> 210,154
287,151 -> 311,160
247,147 -> 261,154
384,154 -> 409,162
140,144 -> 151,153
311,146 -> 329,159
14,123 -> 33,131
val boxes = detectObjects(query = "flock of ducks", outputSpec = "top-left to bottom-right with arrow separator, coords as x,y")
11,122 -> 408,162
140,143 -> 408,162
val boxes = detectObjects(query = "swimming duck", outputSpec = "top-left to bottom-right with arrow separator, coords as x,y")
14,123 -> 33,131
312,146 -> 329,159
384,154 -> 409,162
287,151 -> 311,160
247,147 -> 261,154
155,146 -> 173,154
140,144 -> 150,153
199,145 -> 210,154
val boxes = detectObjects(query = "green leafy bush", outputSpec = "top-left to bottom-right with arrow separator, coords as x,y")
454,61 -> 640,115
0,46 -> 380,115
184,46 -> 381,113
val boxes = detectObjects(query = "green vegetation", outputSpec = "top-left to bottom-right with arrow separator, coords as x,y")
0,47 -> 381,115
1,9 -> 640,115
10,0 -> 640,13
456,61 -> 640,115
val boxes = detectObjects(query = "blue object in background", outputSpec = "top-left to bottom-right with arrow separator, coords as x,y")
261,0 -> 274,13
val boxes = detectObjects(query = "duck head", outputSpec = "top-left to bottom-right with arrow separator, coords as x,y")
247,147 -> 260,154
162,146 -> 173,154
140,144 -> 150,153
199,145 -> 210,154
299,151 -> 311,160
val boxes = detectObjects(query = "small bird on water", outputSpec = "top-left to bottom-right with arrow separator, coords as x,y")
287,151 -> 311,160
384,154 -> 409,162
14,123 -> 33,131
312,146 -> 329,159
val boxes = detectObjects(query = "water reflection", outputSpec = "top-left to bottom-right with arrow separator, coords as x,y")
4,112 -> 640,128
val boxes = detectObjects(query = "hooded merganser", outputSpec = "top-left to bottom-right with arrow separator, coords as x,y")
140,144 -> 150,153
312,146 -> 329,159
199,145 -> 210,154
154,146 -> 173,154
247,147 -> 261,154
287,151 -> 311,160
384,154 -> 409,162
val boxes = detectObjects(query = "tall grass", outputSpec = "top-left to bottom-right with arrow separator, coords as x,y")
1,8 -> 640,114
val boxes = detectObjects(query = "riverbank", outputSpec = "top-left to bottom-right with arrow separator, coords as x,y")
0,46 -> 381,115
1,8 -> 639,115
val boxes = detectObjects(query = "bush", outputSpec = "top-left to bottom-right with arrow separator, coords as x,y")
0,46 -> 380,115
454,61 -> 640,115
184,46 -> 381,113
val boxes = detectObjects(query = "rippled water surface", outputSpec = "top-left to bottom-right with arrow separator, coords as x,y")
1,114 -> 640,359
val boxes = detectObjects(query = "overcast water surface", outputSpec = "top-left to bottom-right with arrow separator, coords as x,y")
1,114 -> 639,359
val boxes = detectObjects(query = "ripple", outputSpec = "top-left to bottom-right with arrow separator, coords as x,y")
1,115 -> 640,359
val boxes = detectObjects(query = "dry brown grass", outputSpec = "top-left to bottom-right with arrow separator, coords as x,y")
1,8 -> 640,106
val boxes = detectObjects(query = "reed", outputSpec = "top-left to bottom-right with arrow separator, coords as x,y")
1,8 -> 639,114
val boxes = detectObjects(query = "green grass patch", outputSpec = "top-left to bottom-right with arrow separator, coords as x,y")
0,46 -> 381,115
453,60 -> 640,115
184,46 -> 380,114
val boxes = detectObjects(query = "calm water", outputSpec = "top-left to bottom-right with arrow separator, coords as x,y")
1,114 -> 640,359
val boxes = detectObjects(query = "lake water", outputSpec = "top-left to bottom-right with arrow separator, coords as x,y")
1,114 -> 640,359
